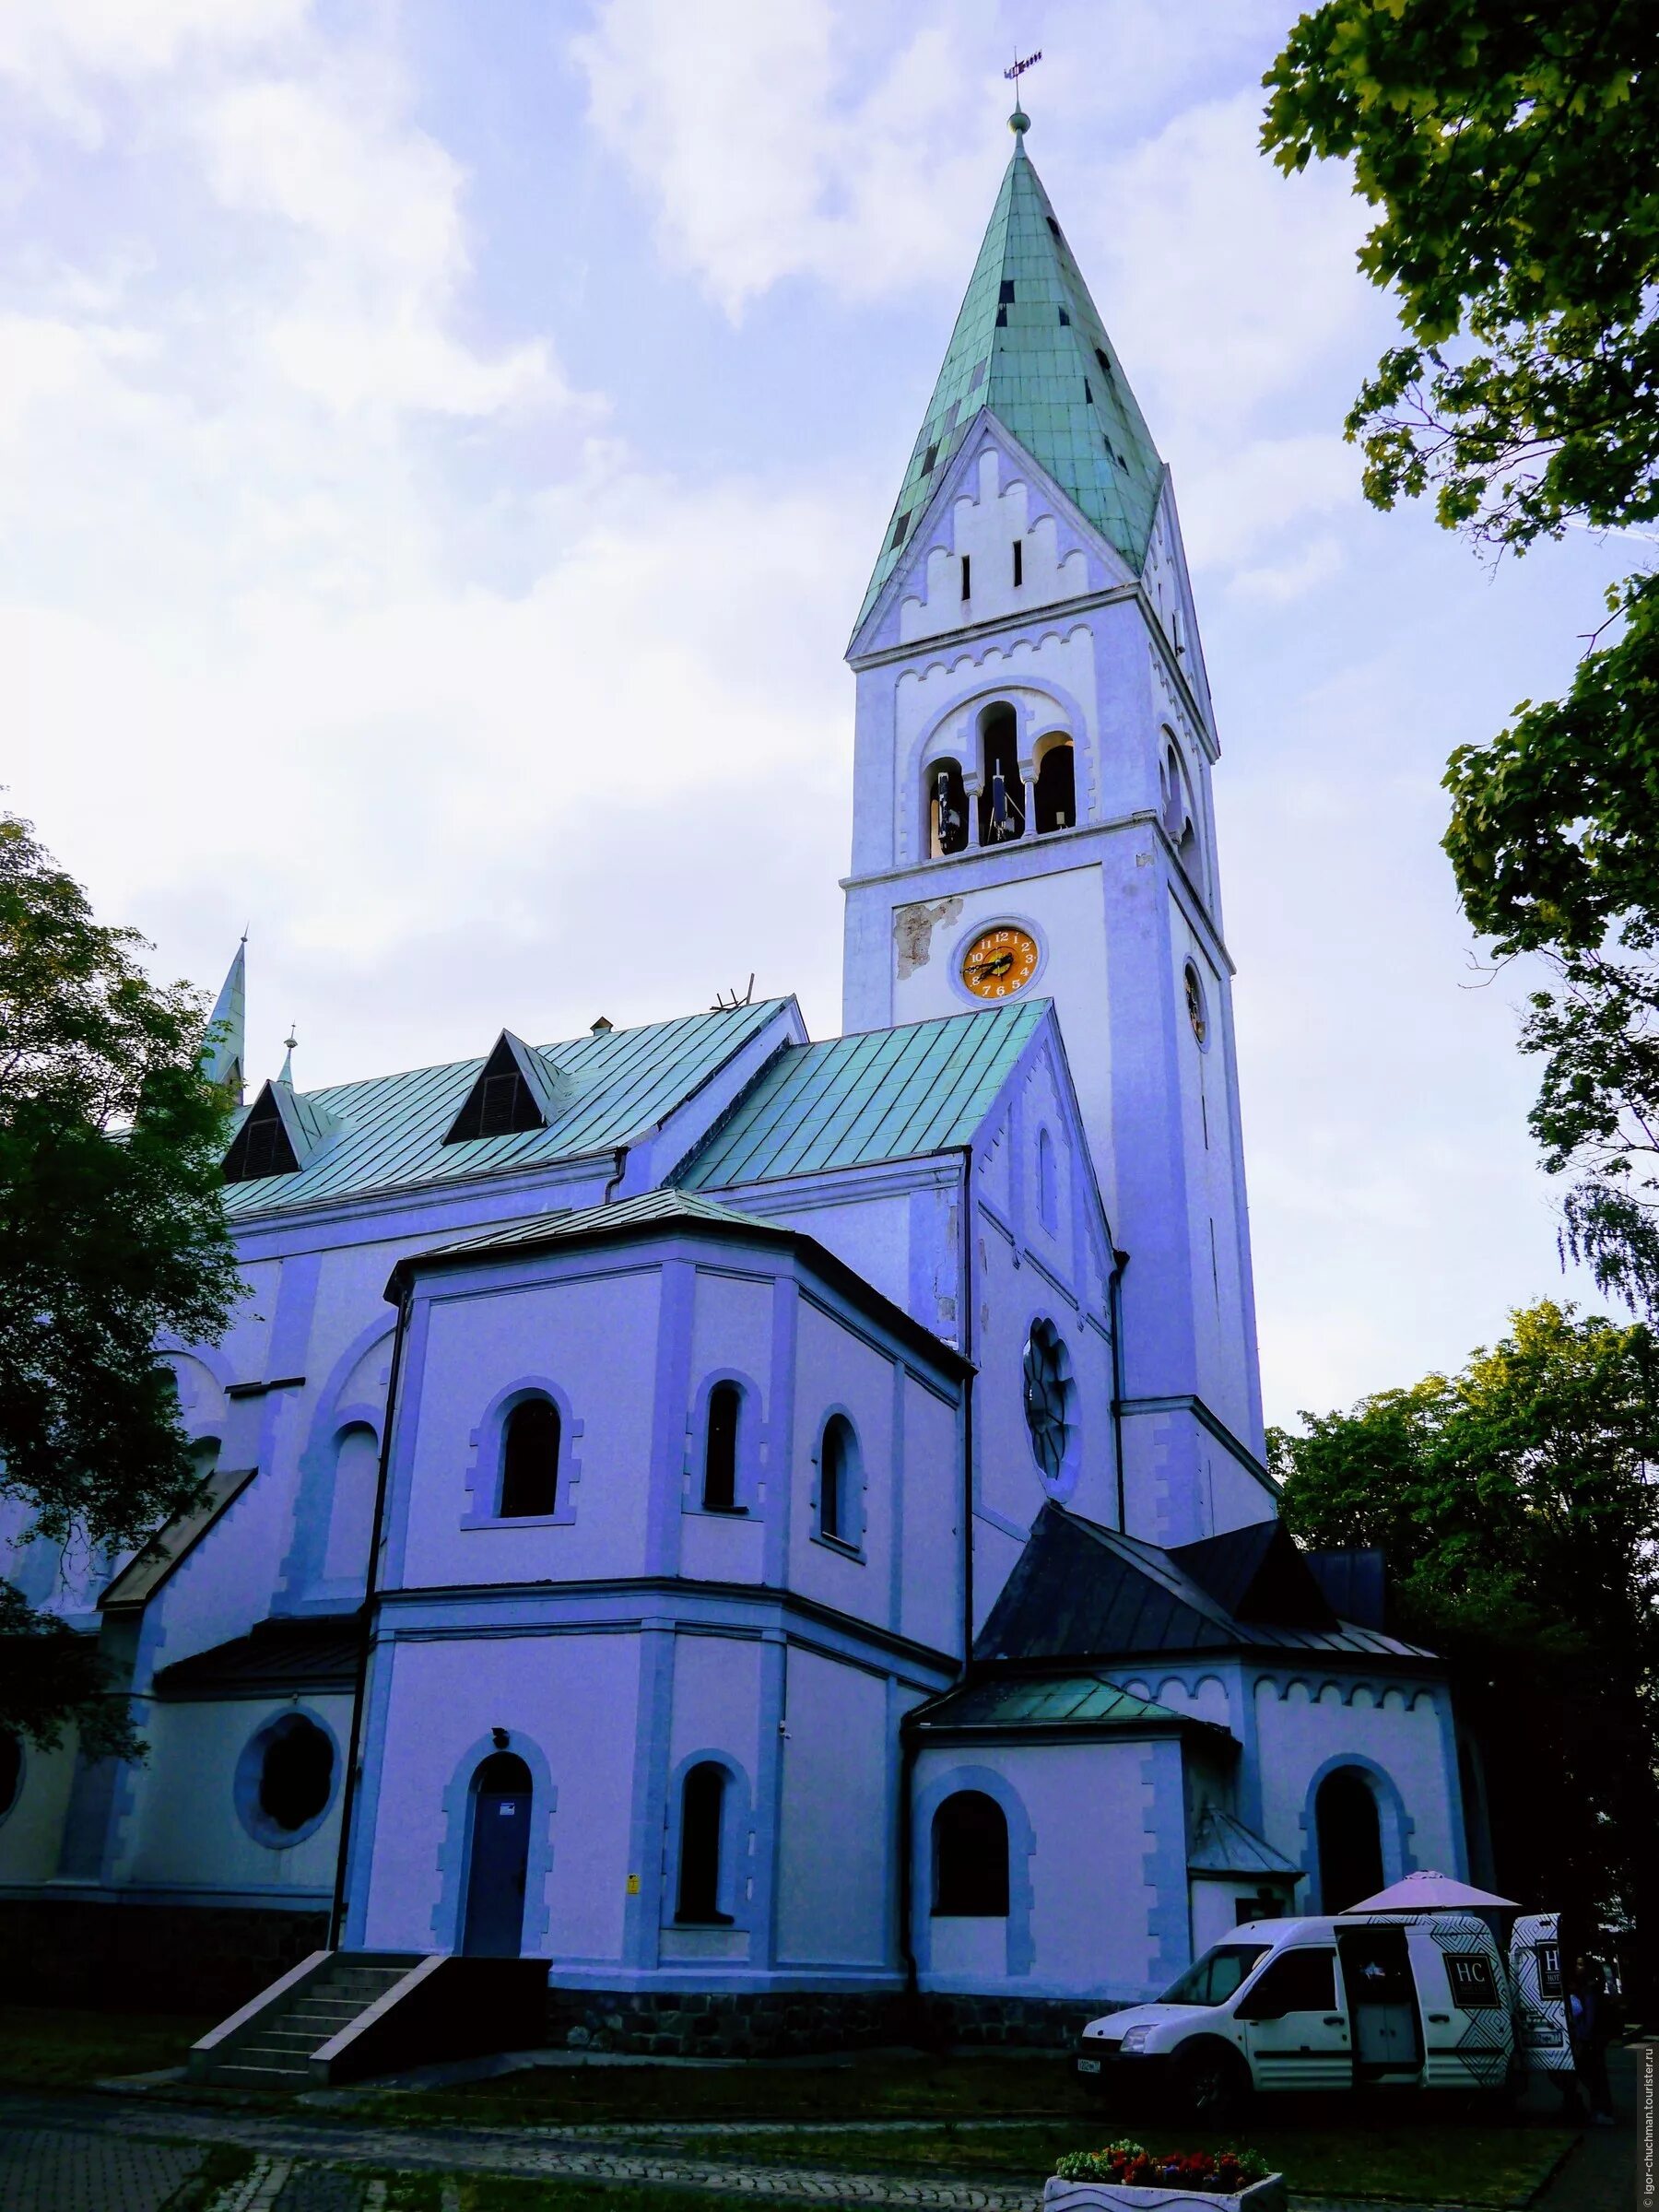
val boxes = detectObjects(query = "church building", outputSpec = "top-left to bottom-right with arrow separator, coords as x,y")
0,111 -> 1475,2056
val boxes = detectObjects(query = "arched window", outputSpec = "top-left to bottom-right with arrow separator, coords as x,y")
933,1790 -> 1009,1915
677,1762 -> 734,1924
500,1397 -> 559,1519
703,1382 -> 742,1512
1037,1127 -> 1059,1234
1316,1768 -> 1384,1912
818,1415 -> 857,1545
323,1423 -> 380,1582
977,705 -> 1025,844
1032,737 -> 1076,834
926,758 -> 969,857
1161,736 -> 1200,875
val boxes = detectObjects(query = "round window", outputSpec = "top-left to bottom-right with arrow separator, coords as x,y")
1023,1319 -> 1075,1484
236,1712 -> 335,1847
0,1731 -> 21,1820
1183,961 -> 1207,1046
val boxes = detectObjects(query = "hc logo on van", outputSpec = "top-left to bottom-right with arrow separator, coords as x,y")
1447,1954 -> 1500,2008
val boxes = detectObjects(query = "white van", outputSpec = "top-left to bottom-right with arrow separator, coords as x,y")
1077,1910 -> 1569,2119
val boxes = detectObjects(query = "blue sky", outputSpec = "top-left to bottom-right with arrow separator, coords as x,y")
3,0 -> 1623,1425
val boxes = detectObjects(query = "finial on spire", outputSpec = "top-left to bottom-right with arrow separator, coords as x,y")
1004,47 -> 1041,134
279,1024 -> 298,1086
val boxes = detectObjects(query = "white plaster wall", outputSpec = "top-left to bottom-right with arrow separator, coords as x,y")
360,1630 -> 640,1962
668,1631 -> 762,1780
915,1738 -> 1160,1996
789,1302 -> 897,1622
0,1734 -> 78,1884
121,1694 -> 352,1894
1252,1678 -> 1458,1879
775,1648 -> 890,1968
897,1374 -> 961,1655
397,1265 -> 662,1589
742,1194 -> 913,1335
900,447 -> 1091,647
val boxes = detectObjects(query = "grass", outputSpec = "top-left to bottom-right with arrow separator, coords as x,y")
353,2048 -> 1088,2129
653,2116 -> 1575,2206
0,2002 -> 216,2089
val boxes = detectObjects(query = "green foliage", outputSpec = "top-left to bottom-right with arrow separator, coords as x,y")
1273,1300 -> 1659,1945
0,810 -> 241,1747
1265,2 -> 1659,1312
1263,1 -> 1659,549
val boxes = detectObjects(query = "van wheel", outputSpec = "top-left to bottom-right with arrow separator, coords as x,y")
1172,2041 -> 1250,2126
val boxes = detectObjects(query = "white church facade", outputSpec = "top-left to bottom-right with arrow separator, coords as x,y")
0,114 -> 1475,2050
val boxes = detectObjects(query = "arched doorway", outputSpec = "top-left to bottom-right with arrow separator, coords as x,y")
462,1751 -> 534,1957
1315,1767 -> 1384,1911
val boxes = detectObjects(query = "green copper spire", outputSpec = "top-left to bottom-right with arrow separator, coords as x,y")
853,117 -> 1164,637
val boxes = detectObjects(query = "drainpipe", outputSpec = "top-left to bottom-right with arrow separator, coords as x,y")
1109,1248 -> 1130,1532
897,1721 -> 921,2010
328,1284 -> 412,1952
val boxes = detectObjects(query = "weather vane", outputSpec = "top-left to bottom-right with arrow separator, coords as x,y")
1004,50 -> 1042,85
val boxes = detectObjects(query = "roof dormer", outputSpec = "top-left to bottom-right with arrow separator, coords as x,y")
442,1030 -> 563,1145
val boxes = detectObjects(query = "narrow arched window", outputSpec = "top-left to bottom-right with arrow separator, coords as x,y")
677,1762 -> 734,1924
1037,1127 -> 1059,1234
703,1382 -> 741,1512
927,758 -> 969,857
978,706 -> 1025,844
818,1415 -> 856,1544
1033,739 -> 1075,833
933,1790 -> 1009,1916
1315,1768 -> 1384,1912
500,1397 -> 559,1518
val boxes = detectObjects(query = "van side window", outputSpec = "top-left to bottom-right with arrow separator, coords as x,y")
1238,1947 -> 1336,2017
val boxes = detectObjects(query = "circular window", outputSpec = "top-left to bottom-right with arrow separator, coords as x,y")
235,1712 -> 336,1848
1022,1319 -> 1076,1485
0,1731 -> 21,1821
1183,961 -> 1208,1046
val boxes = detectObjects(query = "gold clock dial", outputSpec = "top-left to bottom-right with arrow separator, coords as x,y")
960,925 -> 1039,1000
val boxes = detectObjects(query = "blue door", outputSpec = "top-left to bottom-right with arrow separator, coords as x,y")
462,1752 -> 533,1958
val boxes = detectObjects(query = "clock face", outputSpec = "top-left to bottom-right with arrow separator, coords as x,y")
960,925 -> 1039,1000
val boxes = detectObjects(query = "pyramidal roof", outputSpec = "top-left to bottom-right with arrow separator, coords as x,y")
854,115 -> 1165,636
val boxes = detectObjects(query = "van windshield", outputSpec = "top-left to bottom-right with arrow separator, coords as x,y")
1158,1942 -> 1273,2007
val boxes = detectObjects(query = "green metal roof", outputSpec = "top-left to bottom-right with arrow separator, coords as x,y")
1189,1806 -> 1302,1881
854,120 -> 1165,638
909,1673 -> 1192,1735
677,1001 -> 1046,1191
416,1187 -> 772,1265
220,1000 -> 788,1218
387,1184 -> 973,1377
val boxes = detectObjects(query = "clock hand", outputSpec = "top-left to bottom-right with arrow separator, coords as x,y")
971,954 -> 1014,980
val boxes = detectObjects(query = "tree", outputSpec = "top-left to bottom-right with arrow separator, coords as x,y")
0,812 -> 241,1755
1262,3 -> 1659,1309
1272,1302 -> 1659,1989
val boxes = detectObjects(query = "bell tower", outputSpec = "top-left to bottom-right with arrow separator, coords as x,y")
841,110 -> 1271,1542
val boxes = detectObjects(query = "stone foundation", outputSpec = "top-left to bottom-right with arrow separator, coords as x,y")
545,1984 -> 1092,2056
0,1897 -> 328,2012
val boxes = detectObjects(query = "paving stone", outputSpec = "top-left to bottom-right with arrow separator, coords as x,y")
0,2127 -> 201,2212
273,2165 -> 365,2212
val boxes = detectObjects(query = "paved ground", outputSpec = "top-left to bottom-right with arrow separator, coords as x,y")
0,2049 -> 1650,2212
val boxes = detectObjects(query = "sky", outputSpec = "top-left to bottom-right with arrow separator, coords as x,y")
2,0 -> 1625,1429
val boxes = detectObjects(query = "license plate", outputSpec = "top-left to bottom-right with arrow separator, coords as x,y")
1077,2057 -> 1101,2075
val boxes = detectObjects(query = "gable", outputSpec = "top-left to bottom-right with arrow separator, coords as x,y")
443,1030 -> 559,1145
854,417 -> 1129,659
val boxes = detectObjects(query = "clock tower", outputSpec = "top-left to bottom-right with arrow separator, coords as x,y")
841,109 -> 1269,1542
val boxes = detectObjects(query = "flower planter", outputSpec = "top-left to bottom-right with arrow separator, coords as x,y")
1043,2176 -> 1286,2212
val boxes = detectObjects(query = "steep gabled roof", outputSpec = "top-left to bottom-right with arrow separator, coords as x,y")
677,1001 -> 1046,1190
854,118 -> 1164,637
218,999 -> 789,1219
974,1504 -> 1436,1665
